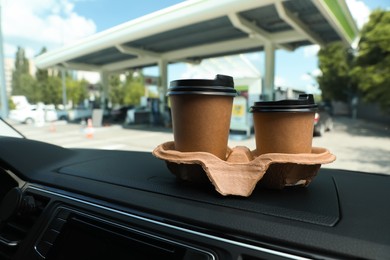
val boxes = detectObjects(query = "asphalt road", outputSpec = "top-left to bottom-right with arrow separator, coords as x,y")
6,116 -> 390,175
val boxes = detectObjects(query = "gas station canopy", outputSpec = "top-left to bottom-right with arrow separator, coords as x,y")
35,0 -> 357,72
34,0 -> 358,101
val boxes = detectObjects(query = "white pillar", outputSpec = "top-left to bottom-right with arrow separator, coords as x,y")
100,71 -> 109,109
0,3 -> 9,118
158,59 -> 168,126
263,42 -> 275,101
61,68 -> 67,109
158,59 -> 168,101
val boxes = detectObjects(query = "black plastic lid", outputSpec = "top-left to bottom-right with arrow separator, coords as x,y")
167,74 -> 237,97
250,94 -> 318,112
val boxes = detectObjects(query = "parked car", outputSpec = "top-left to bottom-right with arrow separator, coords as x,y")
125,106 -> 150,124
9,104 -> 58,124
314,104 -> 333,136
67,108 -> 93,122
110,105 -> 135,122
56,109 -> 69,121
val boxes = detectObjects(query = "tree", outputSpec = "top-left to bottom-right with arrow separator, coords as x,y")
108,71 -> 146,107
122,70 -> 145,105
32,47 -> 63,105
108,73 -> 124,106
38,76 -> 62,105
317,42 -> 357,102
66,77 -> 88,107
27,47 -> 50,103
11,47 -> 36,99
35,47 -> 49,85
317,9 -> 390,113
352,10 -> 390,112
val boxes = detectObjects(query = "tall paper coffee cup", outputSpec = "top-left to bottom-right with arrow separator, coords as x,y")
167,75 -> 237,160
250,94 -> 317,155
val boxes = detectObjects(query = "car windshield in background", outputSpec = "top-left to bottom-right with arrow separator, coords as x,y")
2,3 -> 390,260
1,0 -> 389,175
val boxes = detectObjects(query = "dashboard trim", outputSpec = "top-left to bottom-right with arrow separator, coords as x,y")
28,185 -> 311,260
34,206 -> 216,260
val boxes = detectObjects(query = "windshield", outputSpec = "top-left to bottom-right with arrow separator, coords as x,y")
0,118 -> 24,138
1,0 -> 389,175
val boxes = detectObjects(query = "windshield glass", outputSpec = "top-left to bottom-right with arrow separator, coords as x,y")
0,118 -> 24,138
1,0 -> 389,175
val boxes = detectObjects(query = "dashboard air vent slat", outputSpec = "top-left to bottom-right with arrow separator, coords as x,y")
0,191 -> 49,259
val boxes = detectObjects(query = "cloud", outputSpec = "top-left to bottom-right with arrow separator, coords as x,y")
300,68 -> 322,82
274,76 -> 287,87
305,83 -> 321,94
346,0 -> 371,29
311,68 -> 322,77
4,43 -> 17,58
300,74 -> 312,82
303,45 -> 320,58
2,0 -> 96,58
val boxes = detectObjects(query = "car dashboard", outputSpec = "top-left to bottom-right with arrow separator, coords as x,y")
0,136 -> 389,260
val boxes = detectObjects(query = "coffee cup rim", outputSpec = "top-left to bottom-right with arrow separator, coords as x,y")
170,74 -> 235,88
167,85 -> 237,97
250,94 -> 318,112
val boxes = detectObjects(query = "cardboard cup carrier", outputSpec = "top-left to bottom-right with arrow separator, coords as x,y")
167,75 -> 237,160
155,87 -> 335,196
250,94 -> 317,155
153,84 -> 336,197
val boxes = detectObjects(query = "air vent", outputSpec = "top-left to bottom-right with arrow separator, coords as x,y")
0,189 -> 49,260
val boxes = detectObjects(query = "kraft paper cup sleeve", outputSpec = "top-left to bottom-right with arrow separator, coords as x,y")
153,141 -> 336,197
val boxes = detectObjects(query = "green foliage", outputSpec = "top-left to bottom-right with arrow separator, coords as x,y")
35,47 -> 49,83
108,70 -> 145,106
39,76 -> 62,104
317,9 -> 390,113
109,74 -> 124,106
352,10 -> 390,111
8,98 -> 16,110
317,42 -> 357,102
14,47 -> 29,74
11,47 -> 35,97
123,71 -> 145,105
10,47 -> 146,109
10,46 -> 91,108
66,78 -> 88,107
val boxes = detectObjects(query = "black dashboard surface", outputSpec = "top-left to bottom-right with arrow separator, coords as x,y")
58,152 -> 340,227
1,136 -> 390,259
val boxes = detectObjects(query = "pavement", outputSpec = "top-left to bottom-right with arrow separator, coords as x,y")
5,116 -> 390,175
311,116 -> 390,175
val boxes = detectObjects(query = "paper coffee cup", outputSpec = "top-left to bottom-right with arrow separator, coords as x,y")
167,75 -> 237,160
250,94 -> 317,155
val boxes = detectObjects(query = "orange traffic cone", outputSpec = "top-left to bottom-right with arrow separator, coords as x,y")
85,119 -> 94,138
49,122 -> 56,132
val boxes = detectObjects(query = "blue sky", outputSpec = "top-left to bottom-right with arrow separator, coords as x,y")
3,0 -> 389,94
73,1 -> 185,32
71,0 -> 387,31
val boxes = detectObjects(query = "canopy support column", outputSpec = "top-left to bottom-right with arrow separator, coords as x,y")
100,71 -> 109,109
158,59 -> 169,126
0,3 -> 8,119
61,68 -> 67,110
263,42 -> 275,101
158,59 -> 168,99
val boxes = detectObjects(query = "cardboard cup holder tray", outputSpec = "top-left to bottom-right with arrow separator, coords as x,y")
153,141 -> 336,197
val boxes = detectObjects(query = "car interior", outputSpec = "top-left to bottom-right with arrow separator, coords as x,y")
0,122 -> 389,259
1,0 -> 389,259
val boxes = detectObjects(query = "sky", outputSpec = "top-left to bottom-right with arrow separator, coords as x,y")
2,0 -> 389,93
